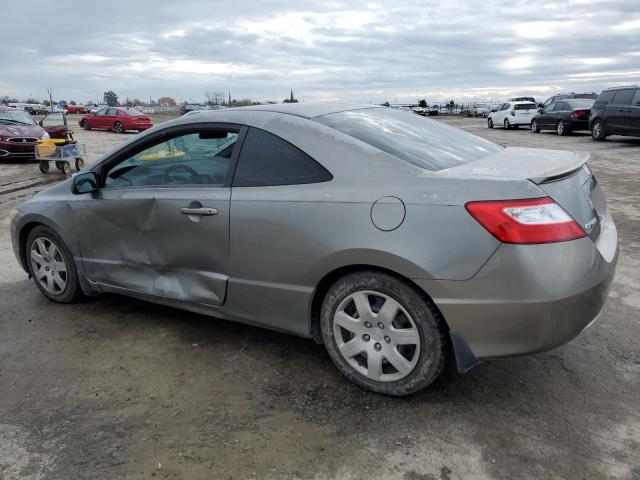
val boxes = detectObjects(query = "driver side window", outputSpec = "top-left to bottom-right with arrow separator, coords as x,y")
104,130 -> 239,189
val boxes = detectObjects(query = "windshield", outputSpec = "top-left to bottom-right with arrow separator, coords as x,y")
315,107 -> 503,171
0,109 -> 36,125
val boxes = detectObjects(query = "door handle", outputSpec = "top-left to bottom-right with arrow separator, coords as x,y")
180,207 -> 218,216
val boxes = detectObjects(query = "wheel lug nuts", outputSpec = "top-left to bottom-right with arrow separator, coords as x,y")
362,334 -> 370,342
384,336 -> 391,343
377,322 -> 384,329
364,322 -> 372,328
374,342 -> 382,351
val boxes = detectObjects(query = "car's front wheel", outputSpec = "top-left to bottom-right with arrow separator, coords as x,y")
591,119 -> 606,141
487,118 -> 494,128
80,119 -> 90,130
320,271 -> 447,396
26,225 -> 82,303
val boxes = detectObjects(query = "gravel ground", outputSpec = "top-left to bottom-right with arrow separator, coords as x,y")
0,115 -> 638,480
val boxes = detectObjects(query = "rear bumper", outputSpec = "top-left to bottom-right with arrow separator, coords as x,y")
416,210 -> 618,359
568,119 -> 590,131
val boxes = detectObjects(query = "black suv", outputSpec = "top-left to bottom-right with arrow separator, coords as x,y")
590,86 -> 640,141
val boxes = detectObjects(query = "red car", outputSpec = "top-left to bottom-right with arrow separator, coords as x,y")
79,107 -> 153,133
64,105 -> 87,114
0,108 -> 69,161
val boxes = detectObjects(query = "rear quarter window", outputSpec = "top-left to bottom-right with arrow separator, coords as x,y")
315,107 -> 503,171
611,89 -> 635,105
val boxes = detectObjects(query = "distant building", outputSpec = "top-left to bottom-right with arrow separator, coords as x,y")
157,96 -> 177,106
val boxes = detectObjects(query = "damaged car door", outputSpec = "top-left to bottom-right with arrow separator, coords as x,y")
74,127 -> 243,305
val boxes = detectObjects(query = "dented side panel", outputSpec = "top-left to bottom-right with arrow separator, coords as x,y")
70,186 -> 230,305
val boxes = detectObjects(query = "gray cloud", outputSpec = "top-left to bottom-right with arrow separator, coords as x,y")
2,0 -> 640,104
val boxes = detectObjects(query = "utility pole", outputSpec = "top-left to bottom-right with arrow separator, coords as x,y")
47,88 -> 54,112
228,92 -> 231,106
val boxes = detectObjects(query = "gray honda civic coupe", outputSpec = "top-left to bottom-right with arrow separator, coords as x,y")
10,104 -> 618,396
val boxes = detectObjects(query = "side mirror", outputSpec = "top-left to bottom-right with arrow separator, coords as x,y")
538,108 -> 543,113
72,171 -> 98,194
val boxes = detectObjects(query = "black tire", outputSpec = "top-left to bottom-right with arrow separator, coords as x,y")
487,118 -> 494,129
557,120 -> 570,136
504,118 -> 511,129
114,121 -> 125,134
320,271 -> 447,396
75,157 -> 85,171
531,119 -> 540,133
591,119 -> 606,141
39,161 -> 50,173
26,225 -> 82,303
81,119 -> 90,130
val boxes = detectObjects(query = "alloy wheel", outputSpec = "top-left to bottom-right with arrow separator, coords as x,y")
557,121 -> 565,135
30,237 -> 68,295
114,122 -> 124,133
332,290 -> 421,382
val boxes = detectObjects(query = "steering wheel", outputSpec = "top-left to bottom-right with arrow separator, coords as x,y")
163,164 -> 200,185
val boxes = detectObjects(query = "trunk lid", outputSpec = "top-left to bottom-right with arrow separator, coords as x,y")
440,147 -> 604,241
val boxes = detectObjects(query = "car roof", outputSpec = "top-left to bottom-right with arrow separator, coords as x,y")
201,103 -> 382,119
509,101 -> 537,105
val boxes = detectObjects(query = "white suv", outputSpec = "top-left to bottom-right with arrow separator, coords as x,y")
488,101 -> 538,129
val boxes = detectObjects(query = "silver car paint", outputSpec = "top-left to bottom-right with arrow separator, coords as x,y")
10,104 -> 618,365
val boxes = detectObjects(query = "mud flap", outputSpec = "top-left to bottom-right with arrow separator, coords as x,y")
449,331 -> 482,373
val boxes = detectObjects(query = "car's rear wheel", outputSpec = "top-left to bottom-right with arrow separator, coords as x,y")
531,119 -> 540,133
114,121 -> 125,134
320,271 -> 447,396
80,119 -> 90,130
26,225 -> 82,303
557,120 -> 570,136
487,118 -> 493,128
504,118 -> 511,129
592,119 -> 606,141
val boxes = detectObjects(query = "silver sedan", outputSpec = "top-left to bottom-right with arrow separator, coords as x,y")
10,104 -> 618,396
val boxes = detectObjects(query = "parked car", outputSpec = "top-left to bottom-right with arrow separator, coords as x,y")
64,105 -> 87,114
79,107 -> 153,133
509,96 -> 536,103
590,86 -> 640,141
0,106 -> 50,160
488,101 -> 538,129
23,104 -> 48,115
541,93 -> 598,110
89,104 -> 108,114
469,103 -> 492,117
531,99 -> 595,135
9,104 -> 617,396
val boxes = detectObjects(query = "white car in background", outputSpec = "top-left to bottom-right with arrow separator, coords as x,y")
469,102 -> 492,117
488,101 -> 538,129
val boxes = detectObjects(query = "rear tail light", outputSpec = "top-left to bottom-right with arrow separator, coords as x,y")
465,197 -> 586,244
570,110 -> 589,119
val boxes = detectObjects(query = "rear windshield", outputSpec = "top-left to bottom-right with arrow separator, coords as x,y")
514,103 -> 537,110
566,99 -> 595,108
315,107 -> 503,171
122,108 -> 144,116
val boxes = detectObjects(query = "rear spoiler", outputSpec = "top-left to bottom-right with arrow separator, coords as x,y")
529,151 -> 589,184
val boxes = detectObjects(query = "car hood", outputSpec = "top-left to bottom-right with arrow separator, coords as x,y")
0,124 -> 45,138
437,147 -> 588,184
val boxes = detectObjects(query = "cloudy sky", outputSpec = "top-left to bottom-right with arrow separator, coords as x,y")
2,0 -> 640,105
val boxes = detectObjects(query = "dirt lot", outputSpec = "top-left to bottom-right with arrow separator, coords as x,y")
0,115 -> 639,480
